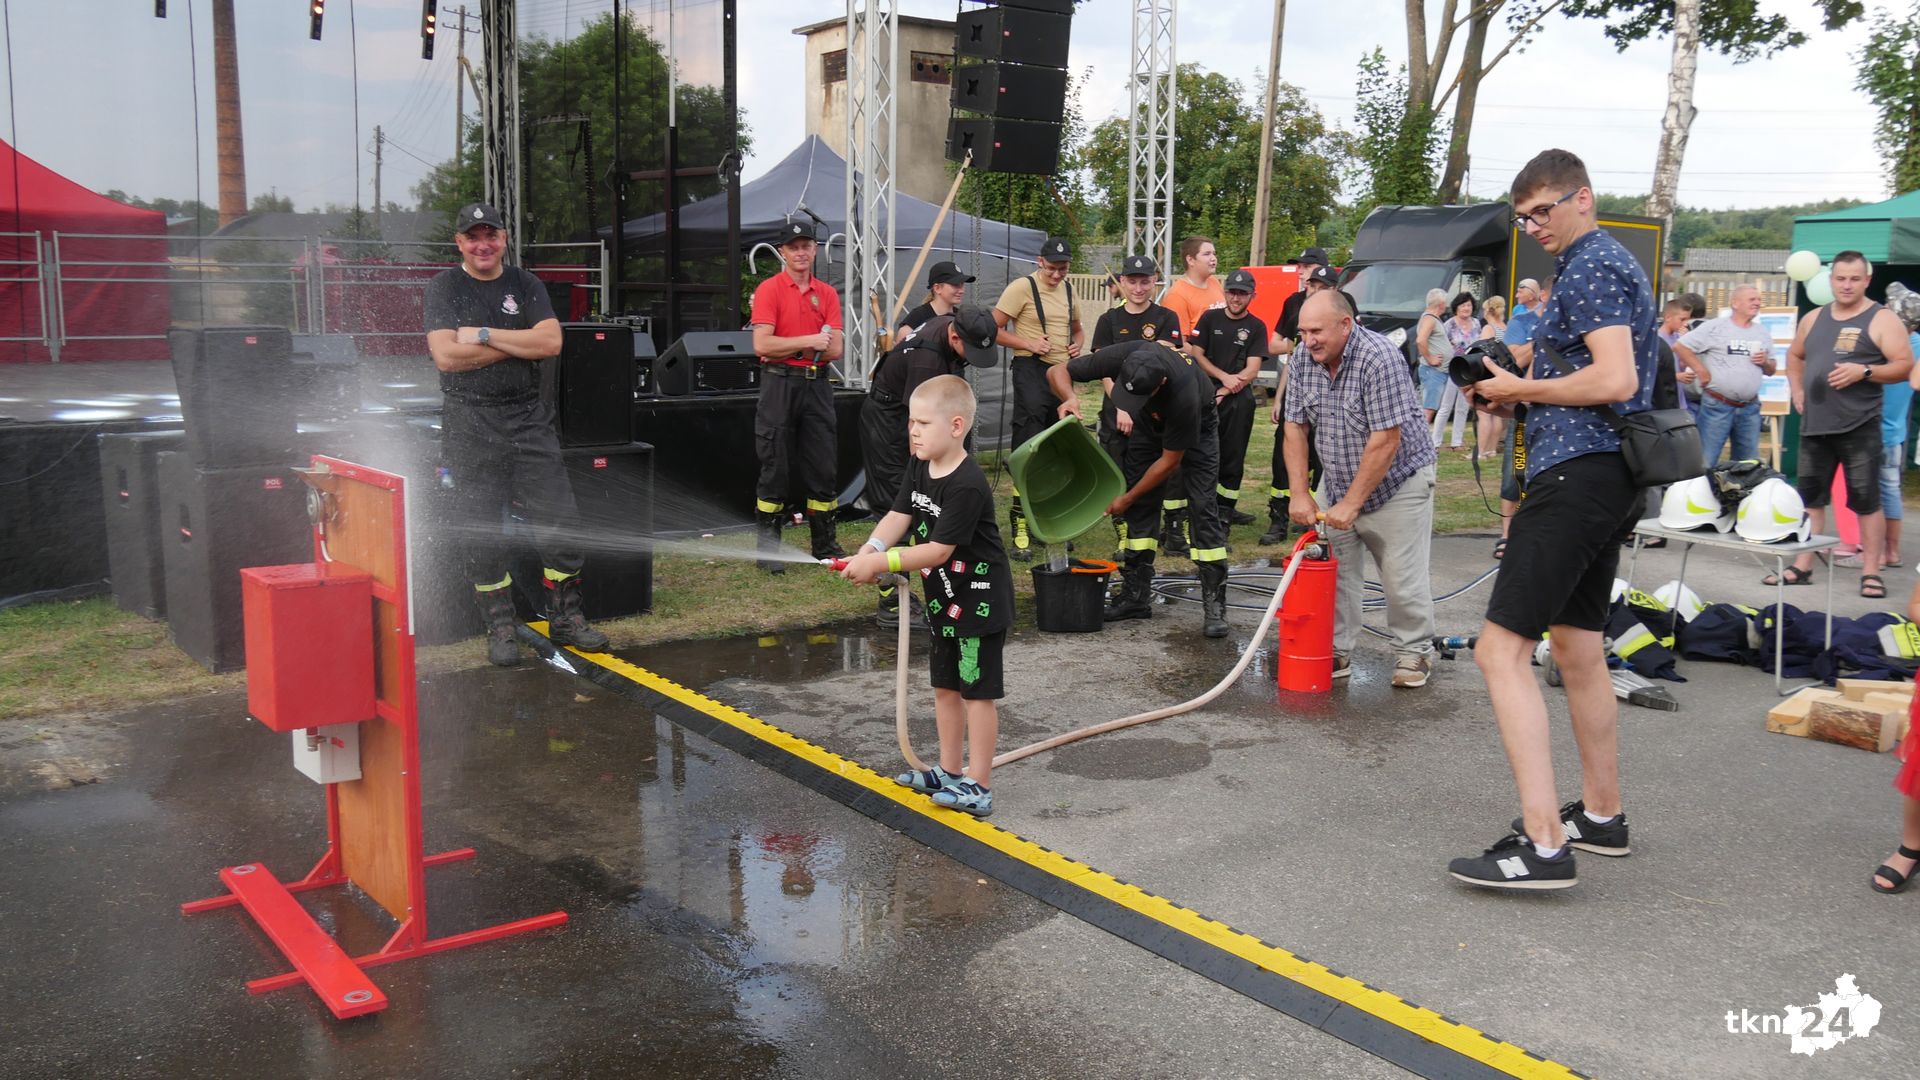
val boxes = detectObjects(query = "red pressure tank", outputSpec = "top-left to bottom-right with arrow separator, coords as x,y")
1276,545 -> 1337,692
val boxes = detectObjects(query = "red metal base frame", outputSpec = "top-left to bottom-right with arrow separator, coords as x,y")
183,848 -> 568,1018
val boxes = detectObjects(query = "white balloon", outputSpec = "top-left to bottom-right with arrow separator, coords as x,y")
1784,249 -> 1821,282
1805,269 -> 1834,306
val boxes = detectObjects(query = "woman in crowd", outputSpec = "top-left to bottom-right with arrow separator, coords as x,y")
1432,292 -> 1478,450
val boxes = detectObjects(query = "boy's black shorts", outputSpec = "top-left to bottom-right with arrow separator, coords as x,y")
1485,452 -> 1644,640
929,629 -> 1006,700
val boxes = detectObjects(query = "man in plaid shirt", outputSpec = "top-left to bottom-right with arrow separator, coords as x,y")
1283,290 -> 1439,688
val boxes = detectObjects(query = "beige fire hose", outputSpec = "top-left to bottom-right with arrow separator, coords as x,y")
863,528 -> 1326,774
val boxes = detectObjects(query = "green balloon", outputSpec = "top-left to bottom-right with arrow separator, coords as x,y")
1805,269 -> 1834,306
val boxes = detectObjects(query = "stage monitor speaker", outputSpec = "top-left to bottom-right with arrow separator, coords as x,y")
954,6 -> 1070,69
289,333 -> 361,419
946,117 -> 1061,175
633,331 -> 658,397
98,429 -> 186,619
951,61 -> 1069,122
547,323 -> 637,447
655,331 -> 760,396
169,326 -> 299,467
157,451 -> 315,672
509,442 -> 655,623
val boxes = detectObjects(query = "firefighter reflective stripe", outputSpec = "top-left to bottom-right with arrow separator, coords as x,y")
1269,485 -> 1290,498
1612,621 -> 1659,660
543,567 -> 579,583
1189,547 -> 1229,562
1163,499 -> 1190,510
1119,536 -> 1160,552
755,498 -> 783,514
805,498 -> 837,513
1216,484 -> 1239,500
474,574 -> 513,592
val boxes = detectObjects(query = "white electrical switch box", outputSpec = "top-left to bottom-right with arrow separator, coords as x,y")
292,722 -> 362,785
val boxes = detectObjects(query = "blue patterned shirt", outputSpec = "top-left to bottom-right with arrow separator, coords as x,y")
1523,228 -> 1658,480
1284,324 -> 1437,513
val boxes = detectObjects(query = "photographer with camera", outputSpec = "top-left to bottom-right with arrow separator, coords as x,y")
1448,150 -> 1660,893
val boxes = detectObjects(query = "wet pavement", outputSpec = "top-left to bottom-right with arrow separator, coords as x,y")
0,646 -> 1403,1079
5,530 -> 1918,1078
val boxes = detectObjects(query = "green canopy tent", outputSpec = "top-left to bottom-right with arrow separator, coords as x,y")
1776,192 -> 1920,473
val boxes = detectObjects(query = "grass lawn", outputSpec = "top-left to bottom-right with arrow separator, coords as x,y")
2,388 -> 1511,721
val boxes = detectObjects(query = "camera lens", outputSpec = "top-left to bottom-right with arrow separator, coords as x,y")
1448,355 -> 1491,387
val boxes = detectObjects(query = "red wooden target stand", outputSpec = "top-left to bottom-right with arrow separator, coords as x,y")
182,456 -> 567,1020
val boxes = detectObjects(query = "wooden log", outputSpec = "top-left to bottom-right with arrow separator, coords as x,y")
1838,678 -> 1913,702
1807,699 -> 1901,753
1863,692 -> 1913,715
1768,689 -> 1843,737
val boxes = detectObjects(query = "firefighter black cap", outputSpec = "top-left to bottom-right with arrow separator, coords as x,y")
1108,346 -> 1175,418
951,305 -> 1001,368
1307,264 -> 1339,287
1297,246 -> 1330,266
455,202 -> 506,233
1224,268 -> 1257,294
1040,236 -> 1072,263
1120,254 -> 1157,277
928,260 -> 975,286
775,220 -> 819,246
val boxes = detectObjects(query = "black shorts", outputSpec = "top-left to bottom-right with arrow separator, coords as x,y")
1797,422 -> 1883,513
928,629 -> 1007,700
1485,452 -> 1644,640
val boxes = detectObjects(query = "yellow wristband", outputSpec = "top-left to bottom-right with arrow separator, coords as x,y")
886,549 -> 903,574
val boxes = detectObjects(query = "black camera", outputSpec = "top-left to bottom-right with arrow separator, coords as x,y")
1448,339 -> 1523,387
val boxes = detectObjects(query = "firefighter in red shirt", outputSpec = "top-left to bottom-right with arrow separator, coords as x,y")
750,222 -> 847,571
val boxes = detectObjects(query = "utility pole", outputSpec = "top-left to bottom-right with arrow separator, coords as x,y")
372,125 -> 384,229
1249,0 -> 1285,265
454,5 -> 469,174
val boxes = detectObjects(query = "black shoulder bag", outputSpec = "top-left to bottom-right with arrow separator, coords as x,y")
1539,341 -> 1704,487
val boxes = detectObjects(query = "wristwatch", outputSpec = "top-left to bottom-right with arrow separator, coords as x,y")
478,326 -> 492,346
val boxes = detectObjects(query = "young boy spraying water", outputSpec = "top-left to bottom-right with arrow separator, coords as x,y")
839,375 -> 1013,816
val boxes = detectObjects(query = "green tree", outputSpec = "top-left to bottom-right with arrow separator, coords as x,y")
1857,2 -> 1920,195
1347,49 -> 1446,228
250,191 -> 294,213
1081,64 -> 1343,269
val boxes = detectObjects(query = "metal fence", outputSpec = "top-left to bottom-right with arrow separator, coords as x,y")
10,232 -> 608,362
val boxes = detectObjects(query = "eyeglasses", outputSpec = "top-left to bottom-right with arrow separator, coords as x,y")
1512,188 -> 1580,230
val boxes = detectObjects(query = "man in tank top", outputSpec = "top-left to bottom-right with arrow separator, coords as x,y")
1778,250 -> 1915,597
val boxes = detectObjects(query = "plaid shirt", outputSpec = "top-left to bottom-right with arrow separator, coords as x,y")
1284,324 -> 1437,513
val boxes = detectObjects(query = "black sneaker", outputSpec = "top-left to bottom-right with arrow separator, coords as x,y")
1448,833 -> 1578,891
1510,801 -> 1631,857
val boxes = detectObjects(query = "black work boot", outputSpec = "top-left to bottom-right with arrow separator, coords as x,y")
474,585 -> 522,667
1103,561 -> 1155,622
1219,496 -> 1256,527
807,510 -> 846,560
545,574 -> 611,652
1259,498 -> 1289,546
1009,494 -> 1032,562
877,585 -> 927,630
1162,507 -> 1191,558
757,511 -> 787,574
1196,560 -> 1230,638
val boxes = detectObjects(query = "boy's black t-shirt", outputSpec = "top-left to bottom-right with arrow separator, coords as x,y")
1192,308 -> 1271,386
1068,342 -> 1212,452
422,265 -> 558,405
890,456 -> 1014,638
1091,303 -> 1183,351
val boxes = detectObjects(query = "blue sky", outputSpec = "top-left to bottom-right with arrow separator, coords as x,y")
0,0 -> 1888,214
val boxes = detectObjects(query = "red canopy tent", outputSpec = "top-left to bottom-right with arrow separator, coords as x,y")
0,140 -> 169,361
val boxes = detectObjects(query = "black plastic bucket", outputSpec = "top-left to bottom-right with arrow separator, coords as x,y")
1030,559 -> 1117,633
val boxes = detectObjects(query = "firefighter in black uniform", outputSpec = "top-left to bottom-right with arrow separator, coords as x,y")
1262,255 -> 1332,545
1047,341 -> 1232,638
1090,254 -> 1183,555
1189,267 -> 1269,529
423,202 -> 609,666
750,221 -> 846,571
858,304 -> 1001,625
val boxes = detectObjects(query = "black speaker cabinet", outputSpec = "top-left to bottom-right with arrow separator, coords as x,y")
951,61 -> 1069,122
510,442 -> 655,623
289,333 -> 361,419
633,331 -> 659,397
98,430 -> 186,619
169,326 -> 299,467
955,6 -> 1071,68
656,331 -> 760,396
545,323 -> 638,447
946,117 -> 1062,175
157,451 -> 315,672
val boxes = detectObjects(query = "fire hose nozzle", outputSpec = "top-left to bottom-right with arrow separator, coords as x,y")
822,558 -> 850,571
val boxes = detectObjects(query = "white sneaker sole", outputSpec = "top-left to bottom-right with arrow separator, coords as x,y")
1448,871 -> 1577,890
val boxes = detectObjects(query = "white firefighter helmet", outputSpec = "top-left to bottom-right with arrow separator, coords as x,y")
1735,478 -> 1811,544
1658,476 -> 1734,532
1651,580 -> 1706,622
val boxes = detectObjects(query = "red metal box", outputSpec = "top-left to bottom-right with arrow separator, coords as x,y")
242,563 -> 376,732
